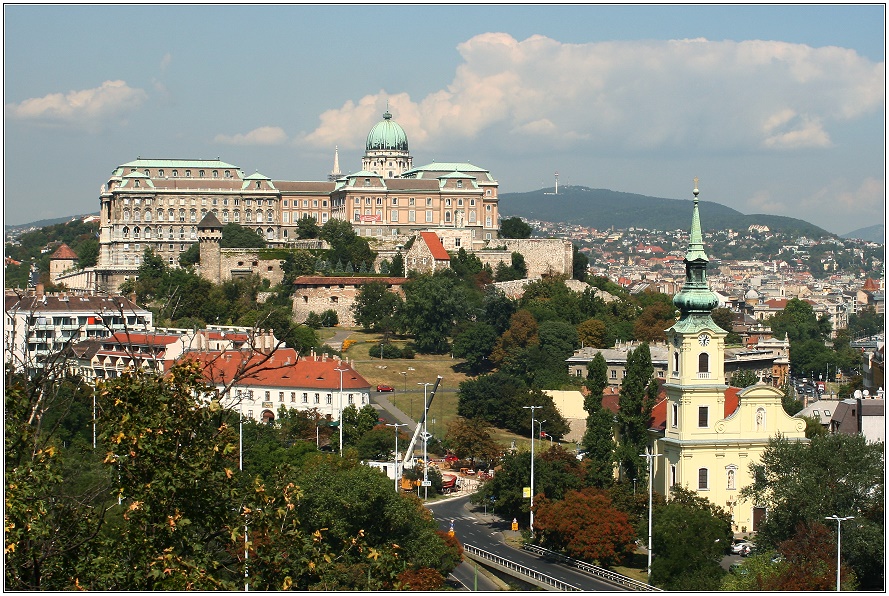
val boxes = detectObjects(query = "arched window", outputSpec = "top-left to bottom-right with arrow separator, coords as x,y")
144,227 -> 152,239
266,209 -> 273,222
190,209 -> 197,222
168,208 -> 175,221
698,468 -> 709,490
445,211 -> 452,223
122,226 -> 129,238
157,209 -> 164,221
673,351 -> 680,373
266,227 -> 275,240
133,226 -> 140,239
123,209 -> 130,221
256,211 -> 263,223
178,209 -> 186,222
144,210 -> 151,221
234,210 -> 240,222
245,210 -> 252,222
133,209 -> 141,222
261,410 -> 274,424
726,467 -> 737,490
698,352 -> 709,373
222,210 -> 229,223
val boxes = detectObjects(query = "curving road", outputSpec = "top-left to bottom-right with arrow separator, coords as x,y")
427,495 -> 626,591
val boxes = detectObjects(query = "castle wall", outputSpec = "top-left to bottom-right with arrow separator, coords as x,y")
477,238 -> 574,278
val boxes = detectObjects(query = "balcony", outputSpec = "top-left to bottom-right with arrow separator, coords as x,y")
697,372 -> 712,379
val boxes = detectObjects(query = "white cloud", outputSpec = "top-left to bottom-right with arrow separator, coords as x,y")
5,80 -> 148,131
214,126 -> 288,146
745,190 -> 786,215
160,52 -> 172,72
302,34 -> 884,153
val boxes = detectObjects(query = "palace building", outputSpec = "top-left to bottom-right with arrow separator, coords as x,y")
93,110 -> 500,292
649,182 -> 807,534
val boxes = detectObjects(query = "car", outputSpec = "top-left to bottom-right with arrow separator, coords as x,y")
731,539 -> 752,555
376,384 -> 394,392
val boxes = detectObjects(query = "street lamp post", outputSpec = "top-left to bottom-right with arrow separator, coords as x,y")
825,515 -> 854,591
640,448 -> 663,584
400,371 -> 407,393
523,405 -> 542,532
386,423 -> 408,493
335,366 -> 348,457
417,382 -> 432,423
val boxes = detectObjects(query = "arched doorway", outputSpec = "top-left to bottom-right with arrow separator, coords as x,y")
261,409 -> 275,424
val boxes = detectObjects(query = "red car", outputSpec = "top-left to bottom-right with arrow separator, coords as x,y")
376,384 -> 394,392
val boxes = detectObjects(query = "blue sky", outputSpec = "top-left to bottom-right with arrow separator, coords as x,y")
4,4 -> 885,235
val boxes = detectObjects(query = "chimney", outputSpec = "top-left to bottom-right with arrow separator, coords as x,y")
36,283 -> 44,299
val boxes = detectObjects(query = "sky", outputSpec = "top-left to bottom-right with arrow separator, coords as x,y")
3,4 -> 885,235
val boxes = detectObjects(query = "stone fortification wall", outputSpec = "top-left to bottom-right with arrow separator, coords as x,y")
292,277 -> 407,328
477,238 -> 573,278
217,250 -> 285,286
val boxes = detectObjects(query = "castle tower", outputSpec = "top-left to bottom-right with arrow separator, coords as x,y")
197,211 -> 223,285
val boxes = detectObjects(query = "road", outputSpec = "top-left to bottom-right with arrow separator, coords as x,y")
427,495 -> 626,591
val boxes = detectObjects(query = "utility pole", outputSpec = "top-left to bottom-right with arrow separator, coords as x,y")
335,366 -> 348,456
523,405 -> 542,532
825,515 -> 854,591
640,448 -> 663,584
386,423 -> 408,493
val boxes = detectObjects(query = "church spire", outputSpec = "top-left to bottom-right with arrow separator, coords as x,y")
672,178 -> 719,322
328,146 -> 342,182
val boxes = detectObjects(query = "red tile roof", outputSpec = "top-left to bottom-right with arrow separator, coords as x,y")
50,243 -> 78,260
180,349 -> 371,391
109,331 -> 181,346
420,232 -> 451,261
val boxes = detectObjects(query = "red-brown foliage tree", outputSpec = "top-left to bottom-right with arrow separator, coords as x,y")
533,487 -> 637,566
760,522 -> 856,590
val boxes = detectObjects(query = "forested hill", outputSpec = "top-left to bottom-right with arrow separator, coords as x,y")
498,186 -> 831,237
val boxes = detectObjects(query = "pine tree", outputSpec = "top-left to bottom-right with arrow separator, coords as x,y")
616,343 -> 655,481
581,352 -> 616,487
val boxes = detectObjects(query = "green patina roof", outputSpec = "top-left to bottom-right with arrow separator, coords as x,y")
243,171 -> 271,180
406,162 -> 490,174
438,171 -> 477,179
670,186 -> 720,330
115,158 -> 240,174
366,111 -> 409,152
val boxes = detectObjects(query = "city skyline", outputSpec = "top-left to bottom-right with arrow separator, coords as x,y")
3,4 -> 885,235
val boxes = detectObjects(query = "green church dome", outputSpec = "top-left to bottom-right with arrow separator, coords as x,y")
366,110 -> 409,152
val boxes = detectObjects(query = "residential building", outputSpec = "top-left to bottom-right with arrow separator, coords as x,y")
5,285 -> 152,370
181,348 -> 371,424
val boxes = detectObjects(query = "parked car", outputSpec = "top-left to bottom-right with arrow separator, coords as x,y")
731,539 -> 752,555
376,384 -> 394,392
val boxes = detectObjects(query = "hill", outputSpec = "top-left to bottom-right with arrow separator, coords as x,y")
841,224 -> 884,244
5,213 -> 98,233
498,186 -> 832,237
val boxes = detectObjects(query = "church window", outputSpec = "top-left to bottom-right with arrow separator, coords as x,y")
698,406 -> 709,428
698,468 -> 709,490
671,403 -> 678,428
670,464 -> 677,487
698,352 -> 710,373
726,467 -> 737,490
673,352 -> 679,374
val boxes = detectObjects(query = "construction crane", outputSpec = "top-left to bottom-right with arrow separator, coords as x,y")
400,375 -> 442,468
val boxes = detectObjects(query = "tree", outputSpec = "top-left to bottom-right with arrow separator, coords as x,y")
577,318 -> 607,349
490,309 -> 538,366
451,321 -> 498,374
76,238 -> 99,268
220,223 -> 266,248
711,307 -> 742,344
741,433 -> 883,589
399,272 -> 467,354
767,298 -> 831,343
499,217 -> 532,239
633,301 -> 675,343
581,353 -> 616,488
352,281 -> 402,336
295,215 -> 320,239
493,252 -> 527,282
847,305 -> 883,339
178,242 -> 200,267
730,369 -> 759,388
533,488 -> 636,566
572,243 -> 589,282
443,417 -> 501,465
615,343 -> 656,480
320,219 -> 375,272
650,486 -> 733,590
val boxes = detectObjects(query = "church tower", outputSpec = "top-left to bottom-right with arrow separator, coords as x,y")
328,145 -> 342,182
197,211 -> 223,285
663,179 -> 728,441
653,179 -> 807,533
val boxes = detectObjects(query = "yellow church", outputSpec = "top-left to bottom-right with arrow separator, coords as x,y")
649,182 -> 807,534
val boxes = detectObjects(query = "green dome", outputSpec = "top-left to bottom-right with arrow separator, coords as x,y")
366,111 -> 409,152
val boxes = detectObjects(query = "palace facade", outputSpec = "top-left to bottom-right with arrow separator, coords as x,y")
94,110 -> 500,292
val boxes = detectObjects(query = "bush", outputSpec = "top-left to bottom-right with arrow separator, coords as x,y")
369,343 -> 403,359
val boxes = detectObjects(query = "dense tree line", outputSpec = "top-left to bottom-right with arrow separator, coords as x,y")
5,356 -> 460,590
5,219 -> 100,289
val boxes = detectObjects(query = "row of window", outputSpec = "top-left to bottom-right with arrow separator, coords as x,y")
236,389 -> 365,406
130,167 -> 234,179
669,465 -> 738,491
121,197 -> 271,207
121,208 -> 277,224
670,403 -> 767,430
